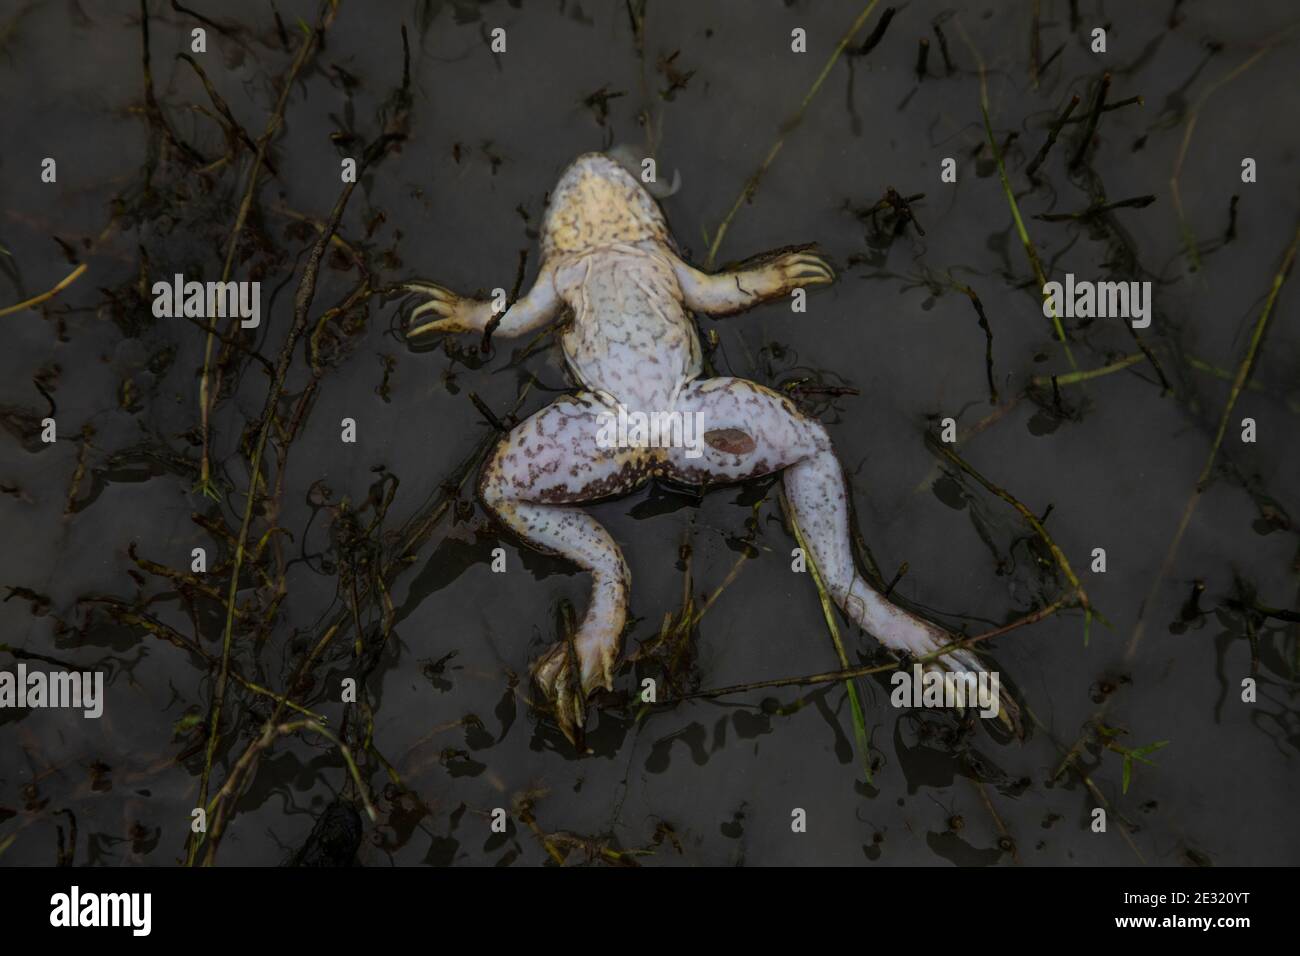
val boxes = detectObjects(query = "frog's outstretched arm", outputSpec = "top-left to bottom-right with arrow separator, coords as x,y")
400,262 -> 560,339
667,246 -> 833,317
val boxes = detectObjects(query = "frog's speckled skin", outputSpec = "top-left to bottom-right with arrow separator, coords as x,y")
406,153 -> 1015,744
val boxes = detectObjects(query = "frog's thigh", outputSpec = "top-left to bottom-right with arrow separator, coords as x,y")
663,377 -> 830,484
480,393 -> 655,504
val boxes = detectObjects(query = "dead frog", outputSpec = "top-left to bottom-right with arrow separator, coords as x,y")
403,152 -> 1017,745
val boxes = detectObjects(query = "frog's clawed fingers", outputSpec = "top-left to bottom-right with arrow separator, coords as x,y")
779,251 -> 835,287
397,281 -> 488,338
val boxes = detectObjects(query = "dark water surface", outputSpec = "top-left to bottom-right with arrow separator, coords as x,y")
1,0 -> 1297,866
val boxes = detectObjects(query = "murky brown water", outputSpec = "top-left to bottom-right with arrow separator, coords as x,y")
1,0 -> 1297,866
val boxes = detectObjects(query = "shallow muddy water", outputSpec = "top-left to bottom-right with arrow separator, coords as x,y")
1,0 -> 1297,866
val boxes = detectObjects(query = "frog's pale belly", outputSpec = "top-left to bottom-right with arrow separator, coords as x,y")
555,244 -> 701,412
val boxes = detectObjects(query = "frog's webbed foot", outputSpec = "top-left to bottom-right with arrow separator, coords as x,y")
396,281 -> 493,338
943,652 -> 1022,738
863,597 -> 1023,737
532,632 -> 618,747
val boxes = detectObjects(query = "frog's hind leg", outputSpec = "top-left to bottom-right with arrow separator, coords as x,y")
664,377 -> 1019,730
478,394 -> 651,743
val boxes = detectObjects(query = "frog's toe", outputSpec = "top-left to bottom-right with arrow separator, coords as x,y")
781,251 -> 835,286
551,676 -> 584,747
585,642 -> 618,697
393,280 -> 452,296
406,312 -> 459,338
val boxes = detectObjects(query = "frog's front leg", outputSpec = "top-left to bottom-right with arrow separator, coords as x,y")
479,394 -> 653,746
400,261 -> 560,339
668,245 -> 834,316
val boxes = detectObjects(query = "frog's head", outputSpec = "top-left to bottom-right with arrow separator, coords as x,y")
541,152 -> 670,257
